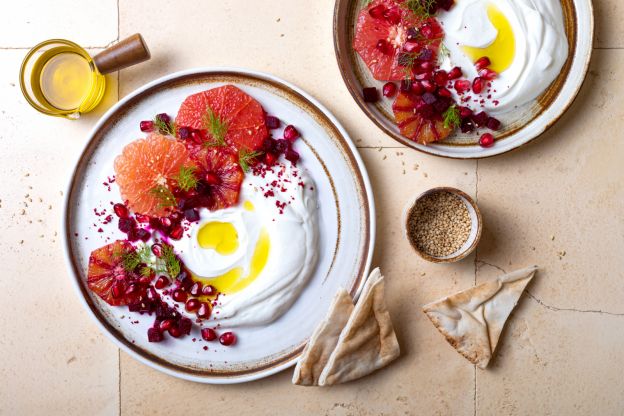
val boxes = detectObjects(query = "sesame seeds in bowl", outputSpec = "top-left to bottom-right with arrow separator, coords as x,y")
404,187 -> 482,263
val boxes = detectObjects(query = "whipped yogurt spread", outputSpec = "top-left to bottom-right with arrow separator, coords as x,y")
438,0 -> 568,114
170,162 -> 319,328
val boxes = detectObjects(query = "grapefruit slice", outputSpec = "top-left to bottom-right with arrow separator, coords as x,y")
87,240 -> 143,306
114,133 -> 191,217
176,85 -> 268,151
354,0 -> 443,81
190,148 -> 244,211
392,91 -> 453,144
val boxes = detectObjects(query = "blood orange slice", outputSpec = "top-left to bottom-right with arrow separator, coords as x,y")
354,0 -> 443,81
176,85 -> 268,152
392,91 -> 453,144
87,240 -> 143,306
114,133 -> 191,217
188,148 -> 244,211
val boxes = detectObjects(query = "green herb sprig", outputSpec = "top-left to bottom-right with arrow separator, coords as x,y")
154,116 -> 177,137
202,107 -> 228,147
238,148 -> 263,173
405,0 -> 436,18
174,165 -> 198,192
149,185 -> 177,208
443,105 -> 461,129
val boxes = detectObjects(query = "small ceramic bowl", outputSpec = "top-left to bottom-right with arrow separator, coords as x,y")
403,187 -> 482,263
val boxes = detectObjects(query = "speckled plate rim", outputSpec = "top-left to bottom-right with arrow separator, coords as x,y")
333,0 -> 595,159
61,67 -> 376,384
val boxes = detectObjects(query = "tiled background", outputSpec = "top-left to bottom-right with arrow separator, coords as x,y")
1,1 -> 623,415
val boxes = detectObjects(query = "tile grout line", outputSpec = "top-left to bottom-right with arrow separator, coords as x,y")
473,159 -> 479,416
116,2 -> 121,416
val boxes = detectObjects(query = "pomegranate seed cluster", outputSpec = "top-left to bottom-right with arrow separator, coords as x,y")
358,0 -> 502,148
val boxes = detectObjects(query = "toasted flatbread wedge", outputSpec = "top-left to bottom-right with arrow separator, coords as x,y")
423,266 -> 538,369
318,268 -> 400,386
292,288 -> 354,386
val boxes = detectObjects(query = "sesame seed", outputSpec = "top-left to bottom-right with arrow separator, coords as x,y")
407,191 -> 471,257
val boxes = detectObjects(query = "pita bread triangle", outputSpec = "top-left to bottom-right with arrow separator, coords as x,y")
317,268 -> 400,386
292,288 -> 354,386
423,266 -> 537,369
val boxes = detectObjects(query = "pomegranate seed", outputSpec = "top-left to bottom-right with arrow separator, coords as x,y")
454,79 -> 471,94
479,133 -> 495,148
169,224 -> 184,240
475,56 -> 491,71
459,106 -> 473,119
205,172 -> 221,185
283,125 -> 300,142
376,39 -> 392,55
159,319 -> 174,332
219,332 -> 237,346
411,82 -> 425,95
185,299 -> 200,312
196,302 -> 212,319
113,203 -> 129,218
421,79 -> 436,93
418,48 -> 433,62
201,327 -> 217,341
168,326 -> 182,338
190,130 -> 203,144
382,82 -> 397,98
169,212 -> 182,223
472,77 -> 484,94
448,66 -> 463,80
486,117 -> 501,131
138,275 -> 152,285
189,282 -> 203,297
362,87 -> 379,103
160,217 -> 172,229
420,23 -> 434,39
369,4 -> 385,19
111,283 -> 123,298
382,7 -> 401,25
433,70 -> 448,87
146,287 -> 158,301
265,115 -> 280,129
140,120 -> 154,132
172,289 -> 188,303
178,127 -> 190,140
202,285 -> 217,296
403,41 -> 420,53
154,276 -> 170,289
134,214 -> 149,223
264,152 -> 277,166
422,92 -> 437,105
151,243 -> 163,257
147,327 -> 163,342
479,68 -> 498,80
135,228 -> 151,242
419,61 -> 434,72
437,87 -> 452,98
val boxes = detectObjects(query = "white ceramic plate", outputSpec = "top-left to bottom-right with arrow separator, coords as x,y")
62,68 -> 375,383
333,0 -> 594,158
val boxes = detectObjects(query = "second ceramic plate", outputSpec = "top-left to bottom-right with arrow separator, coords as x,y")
333,0 -> 593,158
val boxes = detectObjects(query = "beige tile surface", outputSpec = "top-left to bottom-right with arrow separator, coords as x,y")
0,50 -> 120,415
0,0 -> 118,48
1,0 -> 624,415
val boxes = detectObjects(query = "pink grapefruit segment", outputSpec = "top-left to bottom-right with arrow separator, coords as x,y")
175,85 -> 268,151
